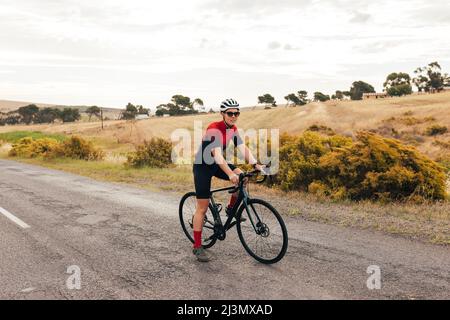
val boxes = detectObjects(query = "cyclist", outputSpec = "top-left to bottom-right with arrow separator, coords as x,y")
192,98 -> 264,262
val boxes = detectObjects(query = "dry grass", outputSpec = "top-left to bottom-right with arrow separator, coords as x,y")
2,91 -> 449,159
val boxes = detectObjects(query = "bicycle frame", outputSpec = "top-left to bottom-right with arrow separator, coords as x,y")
207,177 -> 263,240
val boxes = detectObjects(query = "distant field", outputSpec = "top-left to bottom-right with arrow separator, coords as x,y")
1,92 -> 449,160
0,131 -> 67,143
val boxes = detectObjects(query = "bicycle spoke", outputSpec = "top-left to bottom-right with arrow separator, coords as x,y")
238,200 -> 287,263
180,193 -> 217,249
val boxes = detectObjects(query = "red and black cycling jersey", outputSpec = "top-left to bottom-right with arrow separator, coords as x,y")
194,121 -> 243,166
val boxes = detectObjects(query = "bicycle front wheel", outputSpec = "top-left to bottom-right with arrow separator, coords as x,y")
236,198 -> 288,264
179,192 -> 217,249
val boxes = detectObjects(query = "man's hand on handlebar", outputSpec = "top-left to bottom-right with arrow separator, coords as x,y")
228,173 -> 239,186
254,163 -> 266,173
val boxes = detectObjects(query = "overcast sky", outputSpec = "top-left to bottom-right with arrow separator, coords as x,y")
0,0 -> 449,109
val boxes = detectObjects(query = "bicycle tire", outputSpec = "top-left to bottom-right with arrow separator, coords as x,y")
179,192 -> 217,249
236,198 -> 288,264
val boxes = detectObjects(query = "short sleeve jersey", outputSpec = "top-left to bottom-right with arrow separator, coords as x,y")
195,121 -> 243,166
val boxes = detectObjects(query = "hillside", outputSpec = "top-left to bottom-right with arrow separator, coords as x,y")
1,92 -> 449,161
0,99 -> 59,112
0,99 -> 122,119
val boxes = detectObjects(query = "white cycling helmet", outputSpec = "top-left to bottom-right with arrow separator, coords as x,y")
220,98 -> 240,111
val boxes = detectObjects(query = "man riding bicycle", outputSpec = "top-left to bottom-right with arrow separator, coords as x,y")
192,98 -> 264,262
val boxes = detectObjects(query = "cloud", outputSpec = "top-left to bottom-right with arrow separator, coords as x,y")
0,0 -> 449,107
349,11 -> 371,23
268,41 -> 281,50
284,44 -> 300,51
202,0 -> 313,14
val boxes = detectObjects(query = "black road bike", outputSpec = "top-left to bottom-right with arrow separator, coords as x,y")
179,169 -> 288,264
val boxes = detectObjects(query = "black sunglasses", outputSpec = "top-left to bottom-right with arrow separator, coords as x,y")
225,111 -> 240,117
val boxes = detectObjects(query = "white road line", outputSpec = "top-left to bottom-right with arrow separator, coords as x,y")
0,207 -> 30,229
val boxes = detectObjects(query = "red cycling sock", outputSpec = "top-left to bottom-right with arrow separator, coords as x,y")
228,194 -> 238,209
193,231 -> 202,249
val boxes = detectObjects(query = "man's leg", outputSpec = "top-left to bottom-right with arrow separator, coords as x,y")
227,168 -> 245,212
191,164 -> 213,262
192,198 -> 212,262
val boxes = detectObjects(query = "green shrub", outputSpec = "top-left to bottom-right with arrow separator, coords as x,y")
126,137 -> 173,168
61,136 -> 104,160
9,137 -> 62,158
318,132 -> 447,201
272,131 -> 447,201
425,125 -> 448,136
9,135 -> 104,161
274,131 -> 352,191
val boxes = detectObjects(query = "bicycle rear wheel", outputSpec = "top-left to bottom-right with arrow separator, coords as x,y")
236,198 -> 288,264
179,192 -> 217,249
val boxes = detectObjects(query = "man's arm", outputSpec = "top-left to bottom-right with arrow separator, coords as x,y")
237,143 -> 257,166
212,147 -> 239,184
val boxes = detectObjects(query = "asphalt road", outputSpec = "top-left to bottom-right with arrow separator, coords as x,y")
0,159 -> 449,299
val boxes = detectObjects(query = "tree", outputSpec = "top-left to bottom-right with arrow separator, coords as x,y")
0,114 -> 21,126
413,61 -> 449,92
334,90 -> 344,100
155,95 -> 202,117
193,98 -> 204,111
61,108 -> 81,123
383,72 -> 412,97
386,83 -> 412,97
349,81 -> 375,100
86,106 -> 101,121
171,95 -> 192,110
297,91 -> 309,105
155,104 -> 167,117
284,93 -> 300,107
121,103 -> 138,120
34,107 -> 61,124
313,92 -> 330,102
155,103 -> 178,116
137,105 -> 150,115
170,95 -> 203,114
284,91 -> 308,107
18,104 -> 39,124
258,94 -> 277,107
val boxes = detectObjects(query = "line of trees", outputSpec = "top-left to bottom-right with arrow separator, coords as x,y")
271,61 -> 449,107
412,61 -> 449,93
155,95 -> 204,117
119,103 -> 150,120
0,104 -> 81,126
